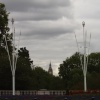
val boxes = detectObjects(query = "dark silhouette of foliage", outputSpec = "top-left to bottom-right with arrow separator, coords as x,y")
58,52 -> 100,90
0,3 -> 9,34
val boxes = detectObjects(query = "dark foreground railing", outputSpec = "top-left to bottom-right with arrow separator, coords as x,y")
0,90 -> 100,96
0,95 -> 100,100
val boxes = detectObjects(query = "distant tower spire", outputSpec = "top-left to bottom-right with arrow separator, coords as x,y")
48,62 -> 53,75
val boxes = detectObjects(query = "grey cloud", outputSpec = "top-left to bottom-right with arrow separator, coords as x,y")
1,0 -> 33,12
10,7 -> 73,21
29,26 -> 73,37
14,18 -> 77,39
2,0 -> 72,21
2,0 -> 71,12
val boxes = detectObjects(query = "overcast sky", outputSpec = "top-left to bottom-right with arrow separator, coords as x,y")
1,0 -> 100,75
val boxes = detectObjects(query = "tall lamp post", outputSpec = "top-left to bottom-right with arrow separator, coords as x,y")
75,21 -> 91,92
82,21 -> 87,92
11,18 -> 16,95
4,18 -> 20,95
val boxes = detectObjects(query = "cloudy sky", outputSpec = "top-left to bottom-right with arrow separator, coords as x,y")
1,0 -> 100,75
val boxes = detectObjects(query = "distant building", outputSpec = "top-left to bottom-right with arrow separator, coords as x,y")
48,62 -> 53,75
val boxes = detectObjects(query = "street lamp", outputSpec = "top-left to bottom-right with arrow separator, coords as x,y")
4,18 -> 20,95
75,21 -> 91,92
82,21 -> 87,92
11,18 -> 16,95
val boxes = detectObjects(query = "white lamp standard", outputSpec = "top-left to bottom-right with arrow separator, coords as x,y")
11,18 -> 16,95
75,21 -> 91,92
4,18 -> 20,95
82,21 -> 87,92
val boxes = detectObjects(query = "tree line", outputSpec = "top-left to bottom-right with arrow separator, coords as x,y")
0,3 -> 100,91
59,52 -> 100,90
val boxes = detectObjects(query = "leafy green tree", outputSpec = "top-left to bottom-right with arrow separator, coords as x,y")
58,52 -> 100,90
88,52 -> 100,73
30,66 -> 65,90
58,52 -> 82,90
0,3 -> 12,89
16,47 -> 33,90
0,3 -> 12,52
69,68 -> 83,90
0,3 -> 9,35
0,48 -> 12,90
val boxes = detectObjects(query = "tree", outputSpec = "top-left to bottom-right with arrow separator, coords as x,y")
0,3 -> 12,90
31,66 -> 65,90
88,52 -> 100,73
58,52 -> 100,90
0,47 -> 12,90
0,3 -> 9,35
16,47 -> 33,90
0,3 -> 12,52
58,52 -> 83,90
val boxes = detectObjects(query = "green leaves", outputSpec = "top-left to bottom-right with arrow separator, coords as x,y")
0,3 -> 9,34
59,52 -> 100,90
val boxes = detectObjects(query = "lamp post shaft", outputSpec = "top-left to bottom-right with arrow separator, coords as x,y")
12,72 -> 15,95
82,21 -> 87,92
12,18 -> 16,95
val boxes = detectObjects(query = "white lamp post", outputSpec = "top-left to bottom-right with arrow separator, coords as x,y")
75,21 -> 91,92
11,18 -> 16,95
82,21 -> 87,92
4,18 -> 20,95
